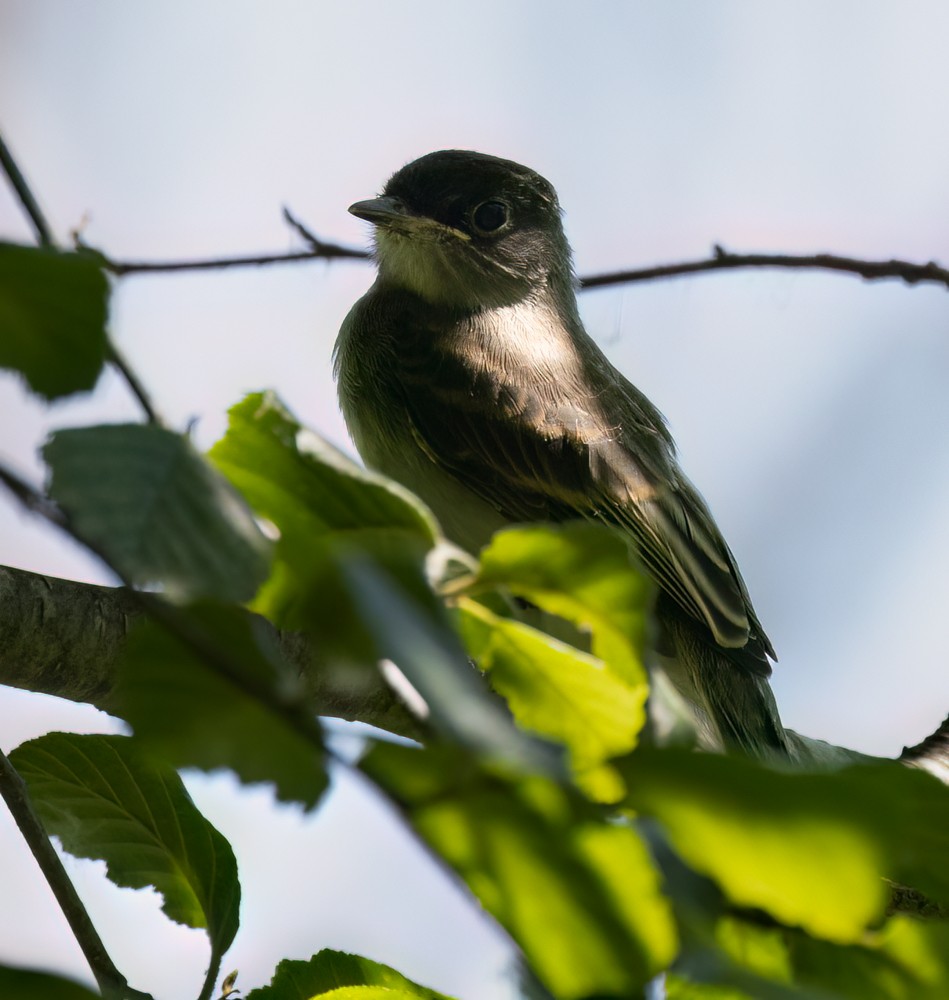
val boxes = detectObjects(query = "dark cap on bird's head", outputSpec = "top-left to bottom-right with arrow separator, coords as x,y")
348,149 -> 574,309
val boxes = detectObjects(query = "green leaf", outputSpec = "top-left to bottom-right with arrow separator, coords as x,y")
10,733 -> 240,962
475,522 -> 653,686
209,391 -> 436,545
362,742 -> 677,1000
0,243 -> 109,399
457,598 -> 642,799
666,976 -> 755,1000
0,965 -> 99,1000
208,393 -> 437,630
461,522 -> 653,798
789,915 -> 949,1000
246,949 -> 454,1000
622,749 -> 949,944
109,603 -> 328,809
336,555 -> 562,775
311,992 -> 441,1000
667,914 -> 808,1000
207,392 -> 551,768
45,423 -> 271,601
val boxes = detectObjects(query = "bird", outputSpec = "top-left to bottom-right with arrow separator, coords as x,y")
334,149 -> 787,757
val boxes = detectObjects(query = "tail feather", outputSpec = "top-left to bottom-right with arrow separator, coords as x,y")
660,616 -> 788,757
900,713 -> 949,782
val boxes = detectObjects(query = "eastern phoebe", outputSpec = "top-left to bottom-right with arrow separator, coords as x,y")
335,150 -> 786,757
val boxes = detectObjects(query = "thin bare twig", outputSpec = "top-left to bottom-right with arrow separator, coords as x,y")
579,245 -> 949,292
0,464 -> 67,527
106,343 -> 164,426
95,237 -> 949,293
103,243 -> 368,276
0,749 -> 153,1000
0,130 -> 55,248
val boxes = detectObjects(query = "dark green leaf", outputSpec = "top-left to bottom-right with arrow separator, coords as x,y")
11,733 -> 240,961
246,949 -> 454,999
0,243 -> 108,399
109,603 -> 328,809
362,742 -> 677,1000
0,965 -> 99,1000
45,424 -> 271,601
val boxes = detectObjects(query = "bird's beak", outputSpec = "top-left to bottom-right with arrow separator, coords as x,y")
348,196 -> 413,226
348,196 -> 467,240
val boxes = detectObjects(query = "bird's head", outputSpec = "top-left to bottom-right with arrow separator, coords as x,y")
349,150 -> 574,310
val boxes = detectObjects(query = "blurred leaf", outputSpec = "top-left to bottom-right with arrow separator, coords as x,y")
45,424 -> 270,601
0,243 -> 108,399
0,965 -> 99,999
789,915 -> 949,1000
11,733 -> 240,961
666,976 -> 754,1000
667,916 -> 808,1000
109,603 -> 328,809
362,741 -> 677,1000
246,949 -> 454,999
622,749 -> 949,944
337,555 -> 562,775
208,392 -> 554,769
457,598 -> 641,799
475,522 -> 652,686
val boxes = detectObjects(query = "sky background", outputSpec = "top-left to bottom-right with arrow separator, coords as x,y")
1,3 -> 948,998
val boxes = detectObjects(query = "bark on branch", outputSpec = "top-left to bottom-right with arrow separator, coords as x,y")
0,565 -> 418,738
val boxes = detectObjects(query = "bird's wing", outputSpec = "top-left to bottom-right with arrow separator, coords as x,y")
394,340 -> 773,669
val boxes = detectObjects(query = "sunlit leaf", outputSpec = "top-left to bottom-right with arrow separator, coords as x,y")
789,915 -> 949,1000
622,749 -> 949,943
362,742 -> 676,999
246,949 -> 454,999
210,392 -> 437,542
476,521 -> 652,686
458,598 -> 641,798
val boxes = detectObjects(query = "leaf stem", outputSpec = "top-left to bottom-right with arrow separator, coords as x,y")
0,749 -> 153,1000
0,130 -> 56,248
106,342 -> 164,426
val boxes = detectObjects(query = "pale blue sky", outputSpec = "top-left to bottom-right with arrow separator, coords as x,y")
2,3 -> 949,998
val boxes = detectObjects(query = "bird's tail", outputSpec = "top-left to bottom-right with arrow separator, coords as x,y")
900,713 -> 949,782
659,618 -> 788,757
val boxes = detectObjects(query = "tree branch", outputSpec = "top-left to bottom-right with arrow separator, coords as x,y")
0,130 -> 55,248
93,240 -> 949,291
0,748 -> 153,1000
0,564 -> 419,739
106,343 -> 164,426
100,243 -> 369,276
578,245 -> 949,291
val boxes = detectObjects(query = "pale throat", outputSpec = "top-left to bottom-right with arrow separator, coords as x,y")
375,229 -> 534,310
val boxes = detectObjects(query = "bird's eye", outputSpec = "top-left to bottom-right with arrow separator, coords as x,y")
471,200 -> 509,234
